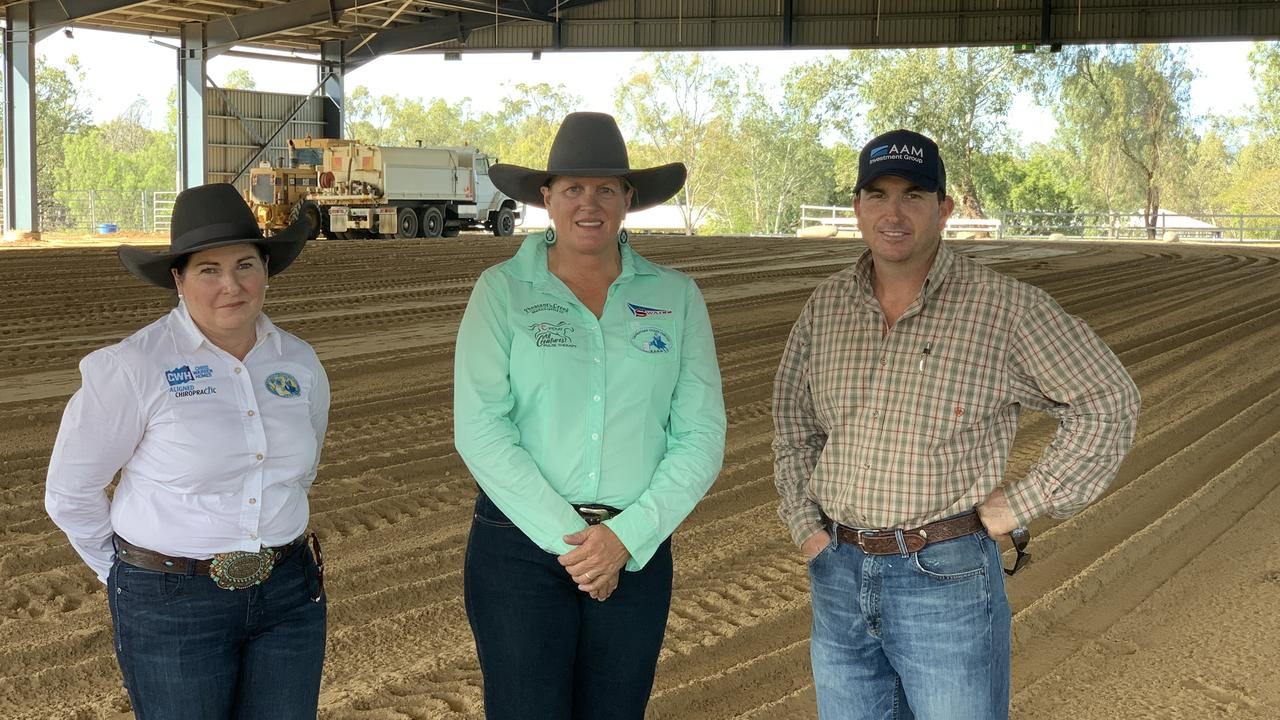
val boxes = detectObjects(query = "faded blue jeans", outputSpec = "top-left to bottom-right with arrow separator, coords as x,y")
106,541 -> 326,720
807,520 -> 1011,720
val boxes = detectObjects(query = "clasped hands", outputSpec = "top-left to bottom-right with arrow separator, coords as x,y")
558,524 -> 630,601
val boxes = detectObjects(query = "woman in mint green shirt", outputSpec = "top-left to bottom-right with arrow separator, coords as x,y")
454,112 -> 726,719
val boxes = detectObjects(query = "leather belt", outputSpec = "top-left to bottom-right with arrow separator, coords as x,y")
833,511 -> 984,555
114,534 -> 305,577
572,503 -> 623,525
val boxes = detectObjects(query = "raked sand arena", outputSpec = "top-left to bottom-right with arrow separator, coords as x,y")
2,235 -> 1279,719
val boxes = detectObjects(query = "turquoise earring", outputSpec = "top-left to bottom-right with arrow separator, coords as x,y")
618,228 -> 629,245
544,228 -> 557,245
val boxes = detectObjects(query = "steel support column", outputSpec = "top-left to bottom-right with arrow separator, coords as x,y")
319,40 -> 344,139
177,22 -> 208,190
3,4 -> 39,234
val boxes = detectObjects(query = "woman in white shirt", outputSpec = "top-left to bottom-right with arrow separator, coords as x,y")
45,183 -> 330,720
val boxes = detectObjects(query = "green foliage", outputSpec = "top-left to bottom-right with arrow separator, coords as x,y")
704,63 -> 835,234
839,47 -> 1036,218
465,83 -> 582,170
1220,136 -> 1280,215
614,53 -> 738,234
0,56 -> 95,198
976,147 -> 1076,215
1050,45 -> 1195,228
222,69 -> 257,90
1248,42 -> 1280,137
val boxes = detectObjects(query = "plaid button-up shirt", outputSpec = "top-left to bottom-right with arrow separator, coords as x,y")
772,242 -> 1140,546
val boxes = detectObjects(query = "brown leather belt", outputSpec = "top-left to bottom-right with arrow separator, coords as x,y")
833,511 -> 984,555
114,534 -> 305,577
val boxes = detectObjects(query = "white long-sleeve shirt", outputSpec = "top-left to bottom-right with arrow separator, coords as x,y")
45,302 -> 330,583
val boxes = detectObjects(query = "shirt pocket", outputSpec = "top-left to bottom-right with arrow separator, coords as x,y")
257,363 -> 321,484
910,341 -> 1003,443
626,319 -> 679,363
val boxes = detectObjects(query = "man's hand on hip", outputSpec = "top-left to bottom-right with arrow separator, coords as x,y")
977,486 -> 1019,540
801,529 -> 832,561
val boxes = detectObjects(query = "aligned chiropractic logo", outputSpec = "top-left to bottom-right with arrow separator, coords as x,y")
869,143 -> 926,164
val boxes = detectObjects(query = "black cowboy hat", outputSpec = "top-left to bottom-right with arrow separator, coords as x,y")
118,183 -> 311,289
489,112 -> 686,211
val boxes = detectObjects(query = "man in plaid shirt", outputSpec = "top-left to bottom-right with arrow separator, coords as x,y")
772,129 -> 1139,720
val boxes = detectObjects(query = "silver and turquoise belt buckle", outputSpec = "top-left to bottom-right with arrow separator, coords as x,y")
209,547 -> 277,590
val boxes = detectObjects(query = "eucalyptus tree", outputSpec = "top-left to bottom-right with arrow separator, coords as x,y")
840,47 -> 1037,218
1049,45 -> 1195,234
614,52 -> 738,235
713,63 -> 834,234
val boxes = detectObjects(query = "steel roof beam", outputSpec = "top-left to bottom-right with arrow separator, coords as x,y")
204,0 -> 367,49
420,1 -> 552,24
28,0 -> 152,28
347,12 -> 488,64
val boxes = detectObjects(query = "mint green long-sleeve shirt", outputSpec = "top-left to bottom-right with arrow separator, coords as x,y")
453,233 -> 726,570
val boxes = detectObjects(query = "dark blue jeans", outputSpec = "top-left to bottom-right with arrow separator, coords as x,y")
808,521 -> 1011,720
464,492 -> 673,720
106,541 -> 326,720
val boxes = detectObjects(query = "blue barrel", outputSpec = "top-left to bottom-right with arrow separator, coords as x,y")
97,223 -> 119,234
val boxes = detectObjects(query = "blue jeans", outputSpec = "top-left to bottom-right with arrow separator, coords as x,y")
464,492 -> 673,720
107,541 -> 326,720
808,521 -> 1011,720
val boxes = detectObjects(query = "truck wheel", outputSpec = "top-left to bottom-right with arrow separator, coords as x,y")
492,206 -> 515,237
396,207 -> 419,239
289,200 -> 322,240
421,206 -> 445,238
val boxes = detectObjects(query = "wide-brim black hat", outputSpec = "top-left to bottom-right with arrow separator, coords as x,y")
489,112 -> 686,211
118,183 -> 310,289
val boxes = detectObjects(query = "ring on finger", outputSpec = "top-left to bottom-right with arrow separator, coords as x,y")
585,570 -> 593,580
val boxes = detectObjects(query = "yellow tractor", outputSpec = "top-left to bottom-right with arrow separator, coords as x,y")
245,138 -> 352,239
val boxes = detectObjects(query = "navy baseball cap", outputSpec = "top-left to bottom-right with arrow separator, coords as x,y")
853,129 -> 946,196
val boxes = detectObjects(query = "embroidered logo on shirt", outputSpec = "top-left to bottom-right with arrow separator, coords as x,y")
631,327 -> 673,354
265,372 -> 302,398
524,302 -> 570,315
530,321 -> 577,348
627,303 -> 672,318
165,364 -> 216,398
165,365 -> 195,386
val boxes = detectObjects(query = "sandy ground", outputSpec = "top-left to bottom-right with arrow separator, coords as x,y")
2,235 -> 1278,719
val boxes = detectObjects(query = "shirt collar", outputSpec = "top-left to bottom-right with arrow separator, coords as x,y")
506,231 -> 658,287
171,300 -> 280,356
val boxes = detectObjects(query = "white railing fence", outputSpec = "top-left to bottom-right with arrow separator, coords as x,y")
798,204 -> 1003,239
799,205 -> 1280,243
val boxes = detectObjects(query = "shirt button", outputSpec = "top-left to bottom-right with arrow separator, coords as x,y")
249,532 -> 257,540
880,358 -> 886,366
593,395 -> 601,402
591,433 -> 599,441
255,453 -> 264,461
247,410 -> 255,417
588,472 -> 596,479
872,410 -> 878,419
248,498 -> 257,505
235,367 -> 242,374
593,357 -> 601,363
863,463 -> 870,469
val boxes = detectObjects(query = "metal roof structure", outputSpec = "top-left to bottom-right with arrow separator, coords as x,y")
3,1 -> 1279,67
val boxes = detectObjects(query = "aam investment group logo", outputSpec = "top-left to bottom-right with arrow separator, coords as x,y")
869,143 -> 926,165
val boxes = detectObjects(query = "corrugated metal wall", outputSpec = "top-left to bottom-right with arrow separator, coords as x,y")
432,0 -> 1276,52
205,88 -> 328,190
